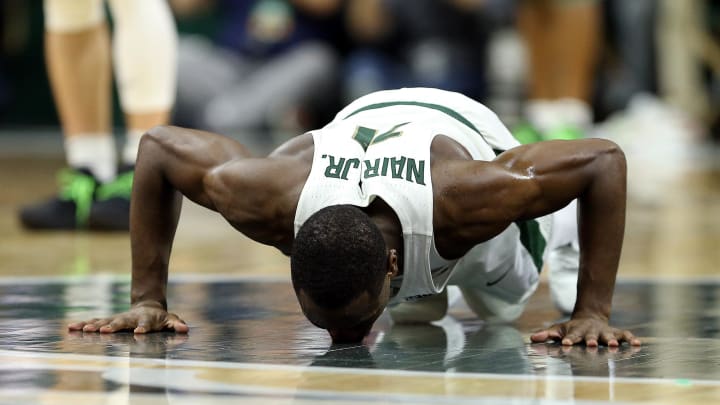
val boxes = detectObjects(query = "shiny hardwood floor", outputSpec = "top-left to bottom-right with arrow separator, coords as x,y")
0,133 -> 719,404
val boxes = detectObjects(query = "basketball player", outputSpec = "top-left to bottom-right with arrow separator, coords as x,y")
20,0 -> 177,231
69,88 -> 640,347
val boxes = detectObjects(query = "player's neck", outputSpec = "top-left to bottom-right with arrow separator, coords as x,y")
363,199 -> 404,274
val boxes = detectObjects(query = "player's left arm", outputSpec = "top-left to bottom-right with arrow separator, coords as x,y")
442,138 -> 640,347
508,139 -> 639,347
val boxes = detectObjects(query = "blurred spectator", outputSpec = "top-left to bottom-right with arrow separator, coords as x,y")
594,0 -> 720,143
0,1 -> 31,115
708,0 -> 720,142
596,0 -> 657,118
171,0 -> 344,140
342,0 -> 493,104
514,0 -> 601,143
656,0 -> 718,125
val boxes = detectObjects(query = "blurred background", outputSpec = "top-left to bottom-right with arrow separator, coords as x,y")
0,0 -> 718,279
0,0 -> 718,144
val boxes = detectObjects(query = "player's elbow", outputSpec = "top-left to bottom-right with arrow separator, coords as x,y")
142,125 -> 175,146
593,139 -> 627,178
138,126 -> 175,160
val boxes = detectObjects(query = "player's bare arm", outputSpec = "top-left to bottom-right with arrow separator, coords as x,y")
433,138 -> 640,347
68,126 -> 310,334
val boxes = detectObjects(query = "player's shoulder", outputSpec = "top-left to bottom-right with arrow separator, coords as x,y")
269,132 -> 314,160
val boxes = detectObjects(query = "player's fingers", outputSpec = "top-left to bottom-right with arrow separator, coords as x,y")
561,333 -> 584,346
68,321 -> 87,331
83,318 -> 110,332
166,313 -> 189,333
133,313 -> 160,334
599,331 -> 618,347
99,318 -> 134,333
531,329 -> 556,343
619,330 -> 641,346
584,332 -> 600,347
530,330 -> 551,343
531,323 -> 564,343
547,329 -> 563,340
72,317 -> 100,331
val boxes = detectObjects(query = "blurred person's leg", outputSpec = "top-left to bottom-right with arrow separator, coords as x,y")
20,0 -> 112,230
107,0 -> 176,167
21,0 -> 177,231
657,0 -> 709,122
174,36 -> 248,128
202,42 -> 337,140
600,0 -> 656,113
551,0 -> 600,104
343,49 -> 407,103
516,0 -> 600,142
90,0 -> 177,231
45,0 -> 114,182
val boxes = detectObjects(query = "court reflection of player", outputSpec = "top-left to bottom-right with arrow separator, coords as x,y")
370,318 -> 532,374
304,318 -> 537,399
307,317 -> 531,373
351,319 -> 640,401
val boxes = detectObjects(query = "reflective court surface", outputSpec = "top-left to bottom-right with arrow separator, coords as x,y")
2,278 -> 720,404
1,133 -> 720,404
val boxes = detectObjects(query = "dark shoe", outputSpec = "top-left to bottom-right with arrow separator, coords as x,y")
19,168 -> 98,230
88,167 -> 133,231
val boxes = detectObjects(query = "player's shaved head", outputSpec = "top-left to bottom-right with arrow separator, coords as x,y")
291,205 -> 389,341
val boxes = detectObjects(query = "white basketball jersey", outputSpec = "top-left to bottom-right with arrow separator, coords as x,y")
294,88 -> 522,303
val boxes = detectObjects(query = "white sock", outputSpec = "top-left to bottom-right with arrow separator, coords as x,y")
121,129 -> 144,166
64,134 -> 116,183
527,99 -> 593,133
555,98 -> 593,130
525,99 -> 560,133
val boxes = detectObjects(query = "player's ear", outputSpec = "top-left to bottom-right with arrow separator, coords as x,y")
387,249 -> 399,278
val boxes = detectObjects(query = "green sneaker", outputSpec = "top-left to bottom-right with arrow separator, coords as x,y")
89,167 -> 134,231
512,122 -> 544,144
543,126 -> 584,141
19,168 -> 98,230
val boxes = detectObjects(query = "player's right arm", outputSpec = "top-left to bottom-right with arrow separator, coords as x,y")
68,125 -> 256,334
436,138 -> 639,347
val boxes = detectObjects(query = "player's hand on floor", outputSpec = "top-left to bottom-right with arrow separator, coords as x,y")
68,302 -> 189,334
530,317 -> 641,347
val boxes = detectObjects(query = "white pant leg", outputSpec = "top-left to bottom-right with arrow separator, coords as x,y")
107,0 -> 177,114
545,200 -> 580,314
387,288 -> 448,324
448,224 -> 541,322
44,0 -> 104,32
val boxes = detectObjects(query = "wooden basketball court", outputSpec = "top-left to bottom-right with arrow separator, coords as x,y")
0,132 -> 719,404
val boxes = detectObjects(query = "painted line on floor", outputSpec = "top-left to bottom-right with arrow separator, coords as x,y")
2,349 -> 720,387
0,273 -> 288,285
0,273 -> 718,286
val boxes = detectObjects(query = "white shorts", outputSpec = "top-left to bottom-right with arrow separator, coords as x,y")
389,201 -> 578,323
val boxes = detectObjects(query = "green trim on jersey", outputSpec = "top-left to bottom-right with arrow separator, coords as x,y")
343,101 -> 485,137
342,100 -> 507,157
515,219 -> 546,272
342,101 -> 505,156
